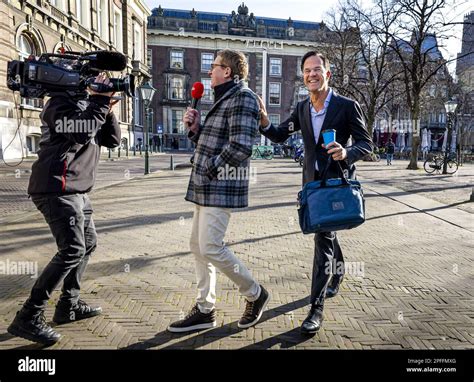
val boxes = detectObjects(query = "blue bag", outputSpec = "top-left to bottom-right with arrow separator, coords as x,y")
297,158 -> 365,234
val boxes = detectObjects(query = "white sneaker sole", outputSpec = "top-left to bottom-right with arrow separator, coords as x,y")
237,293 -> 271,329
167,321 -> 216,333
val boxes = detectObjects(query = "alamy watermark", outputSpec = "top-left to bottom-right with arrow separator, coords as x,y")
55,117 -> 99,136
217,164 -> 258,183
18,356 -> 55,376
0,259 -> 38,279
325,259 -> 365,277
378,118 -> 421,136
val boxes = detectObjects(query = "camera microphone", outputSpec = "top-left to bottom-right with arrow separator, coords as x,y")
83,51 -> 127,71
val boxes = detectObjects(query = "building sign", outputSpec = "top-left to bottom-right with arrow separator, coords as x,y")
245,39 -> 284,50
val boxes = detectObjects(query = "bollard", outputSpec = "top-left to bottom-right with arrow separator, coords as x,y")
118,147 -> 121,158
108,148 -> 111,159
170,154 -> 175,171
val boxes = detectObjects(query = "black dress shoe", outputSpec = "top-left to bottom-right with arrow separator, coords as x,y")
301,308 -> 323,335
326,275 -> 344,298
8,310 -> 61,345
53,299 -> 102,324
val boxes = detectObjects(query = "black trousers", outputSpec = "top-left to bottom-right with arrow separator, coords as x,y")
309,169 -> 345,311
310,232 -> 344,309
23,193 -> 97,312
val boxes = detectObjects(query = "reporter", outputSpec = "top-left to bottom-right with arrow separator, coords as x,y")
7,73 -> 120,345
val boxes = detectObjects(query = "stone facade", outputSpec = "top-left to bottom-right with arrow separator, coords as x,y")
0,0 -> 151,160
456,11 -> 474,150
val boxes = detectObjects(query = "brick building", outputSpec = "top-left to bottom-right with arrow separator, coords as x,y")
147,3 -> 342,150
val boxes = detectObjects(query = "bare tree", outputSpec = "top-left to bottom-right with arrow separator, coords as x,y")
325,0 -> 405,140
382,0 -> 472,169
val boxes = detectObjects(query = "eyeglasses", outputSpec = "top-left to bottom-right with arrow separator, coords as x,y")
210,63 -> 228,70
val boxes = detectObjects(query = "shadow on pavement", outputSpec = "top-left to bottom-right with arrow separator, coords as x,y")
120,296 -> 310,350
366,200 -> 471,222
240,327 -> 313,349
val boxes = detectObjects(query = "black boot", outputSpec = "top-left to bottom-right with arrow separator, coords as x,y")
8,309 -> 61,345
301,306 -> 323,335
53,299 -> 102,324
326,275 -> 344,298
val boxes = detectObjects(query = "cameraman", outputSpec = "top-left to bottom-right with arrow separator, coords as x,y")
8,72 -> 120,345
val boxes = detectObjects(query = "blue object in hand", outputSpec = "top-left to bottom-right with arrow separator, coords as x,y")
322,129 -> 336,146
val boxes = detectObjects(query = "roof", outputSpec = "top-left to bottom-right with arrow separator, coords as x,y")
151,8 -> 321,30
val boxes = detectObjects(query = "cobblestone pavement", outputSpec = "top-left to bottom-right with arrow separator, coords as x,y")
356,159 -> 474,214
0,159 -> 472,349
0,152 -> 192,222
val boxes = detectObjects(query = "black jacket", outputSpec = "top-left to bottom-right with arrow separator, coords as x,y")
28,94 -> 121,195
386,143 -> 395,154
260,91 -> 373,185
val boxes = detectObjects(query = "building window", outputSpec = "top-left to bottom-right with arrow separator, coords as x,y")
268,114 -> 280,126
76,0 -> 82,23
201,53 -> 214,72
133,24 -> 142,61
201,78 -> 213,103
18,33 -> 37,60
147,48 -> 152,69
134,96 -> 142,126
120,98 -> 127,122
169,76 -> 184,100
244,54 -> 251,77
297,57 -> 302,77
76,0 -> 90,28
17,33 -> 43,109
198,22 -> 218,32
51,0 -> 66,11
171,109 -> 184,134
298,86 -> 309,102
269,83 -> 281,105
96,0 -> 107,39
269,58 -> 282,76
170,50 -> 184,69
113,10 -> 122,51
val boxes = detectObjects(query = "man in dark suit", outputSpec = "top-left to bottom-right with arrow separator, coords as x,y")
257,51 -> 373,334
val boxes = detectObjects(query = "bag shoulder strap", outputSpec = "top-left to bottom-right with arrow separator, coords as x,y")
320,157 -> 349,186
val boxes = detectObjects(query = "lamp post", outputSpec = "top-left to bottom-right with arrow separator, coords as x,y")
140,82 -> 156,175
442,100 -> 457,175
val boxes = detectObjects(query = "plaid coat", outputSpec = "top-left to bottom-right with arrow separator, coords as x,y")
185,81 -> 259,208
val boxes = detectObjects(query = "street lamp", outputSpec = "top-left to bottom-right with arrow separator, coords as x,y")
140,82 -> 156,175
442,100 -> 457,175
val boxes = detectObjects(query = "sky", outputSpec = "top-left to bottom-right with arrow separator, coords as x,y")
145,0 -> 473,75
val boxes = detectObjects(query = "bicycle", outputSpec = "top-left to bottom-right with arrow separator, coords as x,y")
423,155 -> 458,175
251,146 -> 273,160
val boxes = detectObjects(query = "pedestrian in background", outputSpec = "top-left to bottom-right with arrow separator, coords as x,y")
386,138 -> 395,165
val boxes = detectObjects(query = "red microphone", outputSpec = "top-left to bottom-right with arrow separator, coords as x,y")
190,82 -> 204,109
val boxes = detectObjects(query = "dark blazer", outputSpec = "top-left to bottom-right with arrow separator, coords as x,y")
28,94 -> 120,195
260,90 -> 373,185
